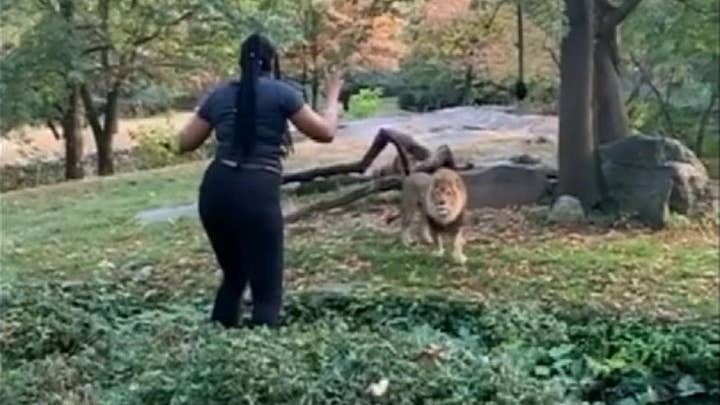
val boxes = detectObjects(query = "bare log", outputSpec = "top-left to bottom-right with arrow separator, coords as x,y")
291,174 -> 374,195
378,144 -> 473,176
281,130 -> 473,223
282,127 -> 430,184
284,176 -> 402,223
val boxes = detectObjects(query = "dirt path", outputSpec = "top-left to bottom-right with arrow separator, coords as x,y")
1,106 -> 558,170
1,112 -> 194,166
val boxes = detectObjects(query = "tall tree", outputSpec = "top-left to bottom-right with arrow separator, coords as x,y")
78,0 -> 201,175
282,0 -> 406,108
558,0 -> 600,206
59,0 -> 84,179
592,0 -> 644,144
0,1 -> 85,179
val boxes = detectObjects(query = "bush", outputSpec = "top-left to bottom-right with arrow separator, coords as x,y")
347,88 -> 385,119
130,125 -> 212,170
471,79 -> 515,105
121,83 -> 186,118
346,70 -> 403,98
2,282 -> 718,405
397,57 -> 466,112
524,76 -> 559,113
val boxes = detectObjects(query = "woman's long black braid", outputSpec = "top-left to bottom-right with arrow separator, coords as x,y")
232,33 -> 293,162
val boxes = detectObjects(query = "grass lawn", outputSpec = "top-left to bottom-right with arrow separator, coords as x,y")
2,161 -> 719,404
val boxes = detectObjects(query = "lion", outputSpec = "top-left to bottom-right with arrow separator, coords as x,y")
387,148 -> 469,265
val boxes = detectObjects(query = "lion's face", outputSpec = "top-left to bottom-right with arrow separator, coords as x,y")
426,169 -> 466,223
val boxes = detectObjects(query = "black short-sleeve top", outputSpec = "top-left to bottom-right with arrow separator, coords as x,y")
196,75 -> 304,169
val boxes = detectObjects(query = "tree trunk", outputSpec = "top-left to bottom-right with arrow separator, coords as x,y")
592,0 -> 643,144
695,89 -> 718,156
462,64 -> 474,104
593,28 -> 629,144
311,69 -> 320,110
80,83 -> 118,176
516,0 -> 525,83
96,85 -> 119,176
61,85 -> 84,180
95,130 -> 114,175
98,0 -> 119,136
58,0 -> 83,180
558,0 -> 600,207
629,53 -> 677,137
97,83 -> 119,175
301,58 -> 309,102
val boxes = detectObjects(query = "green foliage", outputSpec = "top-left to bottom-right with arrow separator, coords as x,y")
348,87 -> 385,118
0,12 -> 80,133
346,70 -> 404,98
624,0 -> 719,153
2,283 -> 718,404
122,82 -> 184,117
525,75 -> 559,112
131,126 -> 211,169
397,57 -> 465,111
3,161 -> 719,403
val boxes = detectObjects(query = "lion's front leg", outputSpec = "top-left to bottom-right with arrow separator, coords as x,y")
400,195 -> 416,247
451,228 -> 467,265
401,218 -> 414,247
433,231 -> 445,257
419,216 -> 433,245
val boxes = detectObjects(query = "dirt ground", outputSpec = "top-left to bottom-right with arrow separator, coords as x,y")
0,106 -> 558,170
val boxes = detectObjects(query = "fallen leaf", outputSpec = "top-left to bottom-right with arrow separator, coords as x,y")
415,343 -> 448,365
368,378 -> 389,397
98,259 -> 116,270
143,289 -> 158,300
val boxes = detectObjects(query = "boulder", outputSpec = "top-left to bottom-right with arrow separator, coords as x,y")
601,162 -> 673,229
599,134 -> 708,227
461,164 -> 551,209
509,153 -> 542,165
599,135 -> 665,168
668,162 -> 709,215
548,195 -> 585,224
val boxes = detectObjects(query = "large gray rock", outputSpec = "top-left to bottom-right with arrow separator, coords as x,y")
548,195 -> 585,224
668,162 -> 709,215
602,162 -> 673,229
600,135 -> 709,219
600,135 -> 666,168
461,164 -> 551,209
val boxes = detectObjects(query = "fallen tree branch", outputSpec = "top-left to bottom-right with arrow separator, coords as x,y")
376,143 -> 473,176
284,176 -> 402,223
414,145 -> 464,172
282,127 -> 429,184
282,130 -> 472,223
292,174 -> 374,195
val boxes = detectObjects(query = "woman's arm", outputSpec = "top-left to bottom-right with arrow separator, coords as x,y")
176,114 -> 212,153
289,71 -> 344,143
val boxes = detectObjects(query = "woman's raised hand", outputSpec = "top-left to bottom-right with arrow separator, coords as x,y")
324,69 -> 345,101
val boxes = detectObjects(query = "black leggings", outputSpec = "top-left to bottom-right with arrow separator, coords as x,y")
198,161 -> 284,327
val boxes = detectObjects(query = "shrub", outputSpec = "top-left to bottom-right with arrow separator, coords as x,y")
122,83 -> 184,118
2,283 -> 718,405
471,79 -> 515,105
397,57 -> 466,112
130,125 -> 212,170
346,70 -> 403,98
524,76 -> 559,113
348,87 -> 385,119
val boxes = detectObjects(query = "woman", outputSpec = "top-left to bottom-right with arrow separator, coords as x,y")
176,33 -> 344,327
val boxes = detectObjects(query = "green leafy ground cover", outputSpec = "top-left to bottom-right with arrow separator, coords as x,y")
2,162 -> 718,404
